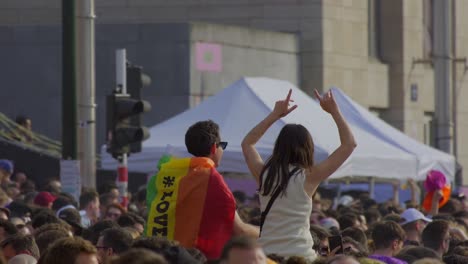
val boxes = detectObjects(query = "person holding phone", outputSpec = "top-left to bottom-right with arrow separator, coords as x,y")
242,89 -> 356,262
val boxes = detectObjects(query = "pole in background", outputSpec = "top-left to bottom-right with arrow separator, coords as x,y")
76,0 -> 97,188
116,49 -> 129,207
62,0 -> 77,160
433,0 -> 452,154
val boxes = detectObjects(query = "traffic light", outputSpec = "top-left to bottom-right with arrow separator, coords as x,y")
106,64 -> 152,158
126,64 -> 152,153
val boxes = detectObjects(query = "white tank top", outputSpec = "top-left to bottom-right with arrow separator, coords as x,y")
258,167 -> 316,261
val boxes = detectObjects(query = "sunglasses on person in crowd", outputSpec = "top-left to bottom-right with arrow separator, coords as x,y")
217,141 -> 228,150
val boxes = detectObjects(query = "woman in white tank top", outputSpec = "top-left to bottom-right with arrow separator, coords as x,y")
242,89 -> 356,262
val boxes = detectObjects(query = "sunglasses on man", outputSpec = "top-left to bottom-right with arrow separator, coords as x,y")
217,141 -> 228,150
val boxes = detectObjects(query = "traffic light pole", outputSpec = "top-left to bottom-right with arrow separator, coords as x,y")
116,49 -> 129,208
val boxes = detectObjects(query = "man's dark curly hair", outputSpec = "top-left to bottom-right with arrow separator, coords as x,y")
185,120 -> 220,157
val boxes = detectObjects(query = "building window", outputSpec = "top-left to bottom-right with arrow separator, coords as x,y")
423,112 -> 435,147
368,0 -> 381,59
423,0 -> 434,58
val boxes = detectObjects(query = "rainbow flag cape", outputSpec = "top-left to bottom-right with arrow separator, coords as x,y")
146,156 -> 236,259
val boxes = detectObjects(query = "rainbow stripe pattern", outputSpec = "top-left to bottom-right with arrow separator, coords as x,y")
146,156 -> 236,259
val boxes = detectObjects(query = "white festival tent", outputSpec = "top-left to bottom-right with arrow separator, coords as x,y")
330,87 -> 456,181
101,77 -> 418,180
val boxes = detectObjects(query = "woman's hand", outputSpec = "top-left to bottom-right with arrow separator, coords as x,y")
272,89 -> 298,118
314,89 -> 339,115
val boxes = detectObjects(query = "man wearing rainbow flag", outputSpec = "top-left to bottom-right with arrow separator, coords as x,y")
146,120 -> 259,260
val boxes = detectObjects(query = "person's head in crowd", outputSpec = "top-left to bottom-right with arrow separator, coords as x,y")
33,222 -> 73,238
20,181 -> 36,195
382,213 -> 403,223
122,227 -> 141,239
312,192 -> 323,210
105,203 -> 126,221
326,255 -> 360,264
454,192 -> 468,211
377,202 -> 396,217
360,197 -> 377,211
15,115 -> 32,131
0,234 -> 39,261
31,209 -> 61,230
98,181 -> 119,197
0,208 -> 9,220
337,213 -> 360,231
132,236 -> 198,263
52,196 -> 75,213
8,201 -> 32,222
358,214 -> 369,232
443,254 -> 468,264
310,210 -> 326,225
8,254 -> 37,264
421,220 -> 450,257
341,236 -> 368,257
42,179 -> 62,195
186,248 -> 207,263
319,217 -> 340,233
96,227 -> 133,264
439,199 -> 463,214
23,192 -> 38,206
449,245 -> 468,256
35,229 -> 70,256
57,208 -> 83,236
412,258 -> 444,264
11,172 -> 27,186
117,212 -> 145,234
133,188 -> 147,215
431,214 -> 455,223
10,217 -> 30,235
0,219 -> 18,243
219,236 -> 267,264
371,221 -> 406,256
310,224 -> 331,257
79,189 -> 100,224
109,248 -> 168,264
185,120 -> 225,167
337,195 -> 355,209
6,186 -> 21,199
364,208 -> 382,225
57,192 -> 79,208
33,192 -> 57,209
395,246 -> 440,263
99,193 -> 119,219
0,159 -> 13,184
284,256 -> 308,264
452,210 -> 468,229
82,220 -> 119,245
341,227 -> 368,252
400,208 -> 432,245
39,237 -> 98,264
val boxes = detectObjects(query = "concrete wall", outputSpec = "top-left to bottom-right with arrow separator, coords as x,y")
454,0 -> 468,181
321,0 -> 389,109
189,23 -> 298,106
0,22 -> 298,150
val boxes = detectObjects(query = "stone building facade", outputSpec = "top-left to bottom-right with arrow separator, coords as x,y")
2,0 -> 467,183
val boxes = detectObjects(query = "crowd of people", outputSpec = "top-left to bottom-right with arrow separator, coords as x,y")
0,90 -> 467,264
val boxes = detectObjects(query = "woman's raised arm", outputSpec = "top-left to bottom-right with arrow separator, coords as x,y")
241,89 -> 297,184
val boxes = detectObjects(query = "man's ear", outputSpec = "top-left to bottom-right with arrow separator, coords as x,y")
391,239 -> 399,250
107,247 -> 114,256
210,143 -> 217,155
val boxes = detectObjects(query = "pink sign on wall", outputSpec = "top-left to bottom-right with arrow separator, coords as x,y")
195,42 -> 222,72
